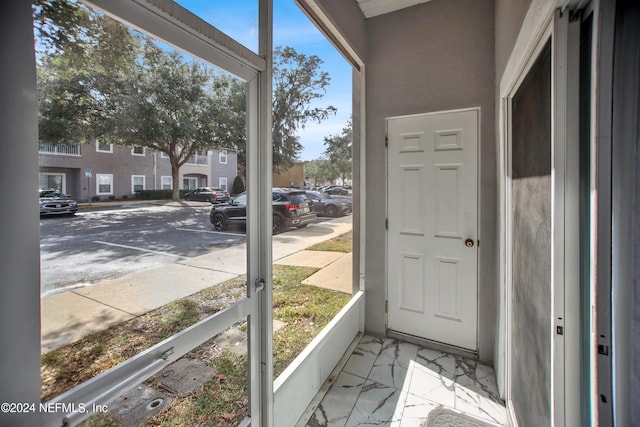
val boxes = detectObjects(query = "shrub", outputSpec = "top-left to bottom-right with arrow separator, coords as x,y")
232,175 -> 245,195
135,190 -> 173,200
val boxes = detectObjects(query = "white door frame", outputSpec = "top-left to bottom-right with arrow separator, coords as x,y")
499,2 -> 585,425
498,2 -> 554,407
385,107 -> 480,352
552,9 -> 582,426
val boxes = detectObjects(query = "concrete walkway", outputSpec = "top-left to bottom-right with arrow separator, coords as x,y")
41,215 -> 353,353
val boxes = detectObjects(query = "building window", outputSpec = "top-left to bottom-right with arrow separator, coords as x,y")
39,173 -> 65,193
131,146 -> 145,156
183,177 -> 197,190
160,152 -> 169,158
219,177 -> 228,191
96,140 -> 113,153
96,174 -> 113,195
161,176 -> 172,189
132,175 -> 145,193
219,150 -> 228,164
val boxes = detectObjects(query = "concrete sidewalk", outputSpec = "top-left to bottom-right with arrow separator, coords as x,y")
41,216 -> 353,353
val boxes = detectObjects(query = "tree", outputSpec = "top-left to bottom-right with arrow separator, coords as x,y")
33,0 -> 88,56
323,121 -> 352,185
208,74 -> 247,174
37,8 -> 139,145
100,40 -> 225,200
36,7 -> 235,200
35,2 -> 338,198
272,46 -> 336,172
304,158 -> 333,186
191,46 -> 339,176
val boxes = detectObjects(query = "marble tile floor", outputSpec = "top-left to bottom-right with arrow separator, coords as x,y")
305,335 -> 508,427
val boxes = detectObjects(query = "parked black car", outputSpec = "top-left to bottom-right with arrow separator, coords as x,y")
39,190 -> 78,216
184,187 -> 230,203
210,188 -> 316,233
305,190 -> 352,217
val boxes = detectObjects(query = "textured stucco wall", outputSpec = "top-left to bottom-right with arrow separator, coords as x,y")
510,39 -> 552,427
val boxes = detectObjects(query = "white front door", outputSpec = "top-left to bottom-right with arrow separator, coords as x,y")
387,108 -> 479,351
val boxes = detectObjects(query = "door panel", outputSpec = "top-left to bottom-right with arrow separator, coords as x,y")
387,109 -> 478,351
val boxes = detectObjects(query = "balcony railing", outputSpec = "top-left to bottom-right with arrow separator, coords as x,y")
185,154 -> 209,165
39,143 -> 81,156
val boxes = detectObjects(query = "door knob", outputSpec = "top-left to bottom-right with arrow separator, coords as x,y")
465,239 -> 474,248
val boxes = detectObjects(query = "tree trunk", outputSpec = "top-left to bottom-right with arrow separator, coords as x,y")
171,162 -> 180,201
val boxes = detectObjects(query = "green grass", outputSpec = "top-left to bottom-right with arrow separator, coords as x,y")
42,265 -> 350,426
306,230 -> 352,253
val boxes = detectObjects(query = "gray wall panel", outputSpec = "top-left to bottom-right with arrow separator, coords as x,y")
0,2 -> 42,425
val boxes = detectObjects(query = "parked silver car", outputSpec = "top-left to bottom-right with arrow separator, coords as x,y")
184,187 -> 230,203
39,190 -> 78,216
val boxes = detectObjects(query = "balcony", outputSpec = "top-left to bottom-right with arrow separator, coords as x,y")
184,153 -> 209,165
39,142 -> 81,156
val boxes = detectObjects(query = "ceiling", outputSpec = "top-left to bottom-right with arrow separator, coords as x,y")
355,0 -> 434,18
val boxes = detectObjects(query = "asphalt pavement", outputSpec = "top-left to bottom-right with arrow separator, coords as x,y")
40,207 -> 353,353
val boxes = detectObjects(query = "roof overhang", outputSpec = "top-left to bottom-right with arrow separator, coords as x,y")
355,0 -> 434,18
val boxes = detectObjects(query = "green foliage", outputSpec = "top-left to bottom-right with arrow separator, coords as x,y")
33,0 -> 88,56
210,75 -> 247,168
36,6 -> 139,145
232,175 -> 245,195
304,158 -> 333,185
323,120 -> 352,184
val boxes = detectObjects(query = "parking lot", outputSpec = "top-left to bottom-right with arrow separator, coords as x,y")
39,203 -> 246,295
39,201 -> 346,296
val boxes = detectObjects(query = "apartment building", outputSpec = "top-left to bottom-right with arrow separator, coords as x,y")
38,140 -> 238,201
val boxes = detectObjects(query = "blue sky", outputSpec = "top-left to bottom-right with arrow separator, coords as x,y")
175,0 -> 352,161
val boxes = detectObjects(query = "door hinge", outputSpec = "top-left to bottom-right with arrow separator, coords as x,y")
385,135 -> 389,147
385,300 -> 388,314
385,218 -> 388,230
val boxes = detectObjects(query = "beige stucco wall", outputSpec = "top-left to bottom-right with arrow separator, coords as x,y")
273,162 -> 305,188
